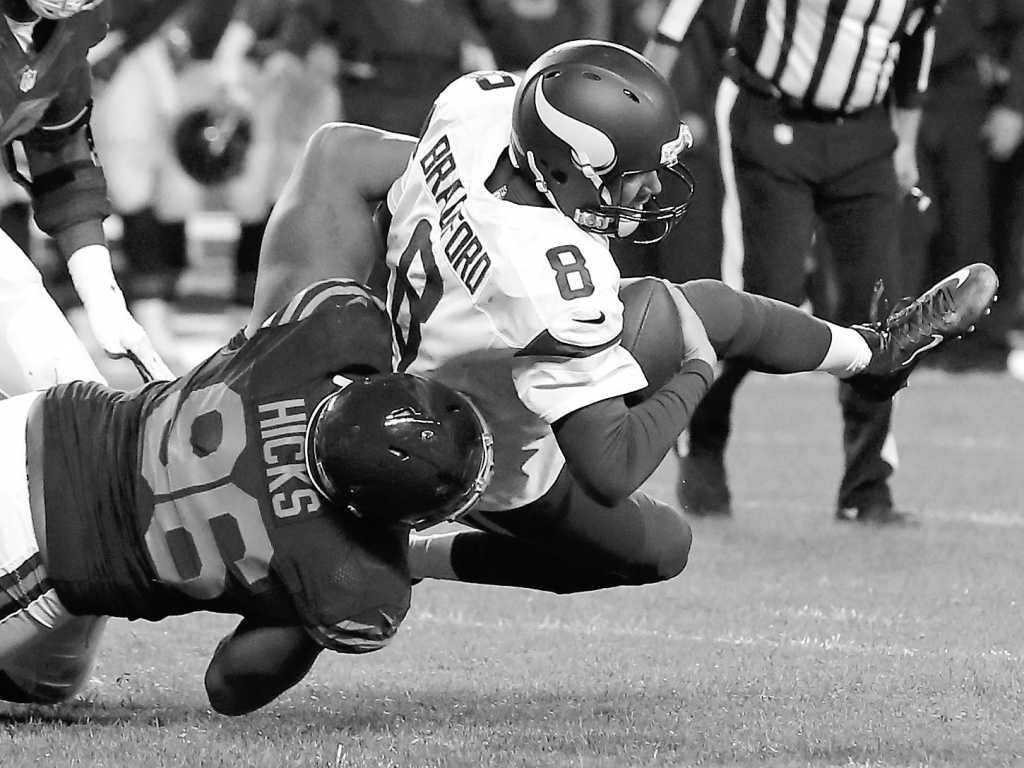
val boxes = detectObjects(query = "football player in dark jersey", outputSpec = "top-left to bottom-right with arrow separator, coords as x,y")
252,41 -> 999,597
0,0 -> 171,395
0,275 -> 493,715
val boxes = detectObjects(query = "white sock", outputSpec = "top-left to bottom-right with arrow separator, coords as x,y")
816,323 -> 874,377
408,532 -> 461,581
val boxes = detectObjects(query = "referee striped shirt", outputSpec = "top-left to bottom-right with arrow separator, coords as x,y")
655,0 -> 942,114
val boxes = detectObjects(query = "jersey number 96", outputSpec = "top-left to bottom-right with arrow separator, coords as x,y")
140,382 -> 274,600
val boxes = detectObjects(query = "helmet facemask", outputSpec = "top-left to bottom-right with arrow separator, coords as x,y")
577,136 -> 696,244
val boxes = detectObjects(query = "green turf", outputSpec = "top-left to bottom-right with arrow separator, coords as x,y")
2,369 -> 1022,767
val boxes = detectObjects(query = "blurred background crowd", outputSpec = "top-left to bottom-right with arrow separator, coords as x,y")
5,0 -> 1023,380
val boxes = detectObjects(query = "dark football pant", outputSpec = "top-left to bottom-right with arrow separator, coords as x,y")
446,280 -> 838,594
686,88 -> 903,513
454,468 -> 693,594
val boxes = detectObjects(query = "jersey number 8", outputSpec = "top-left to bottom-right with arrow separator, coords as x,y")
390,223 -> 595,368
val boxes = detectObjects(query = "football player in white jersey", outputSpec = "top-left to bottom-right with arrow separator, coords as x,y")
256,40 -> 998,594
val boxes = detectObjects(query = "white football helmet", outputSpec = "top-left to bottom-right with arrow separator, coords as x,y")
28,0 -> 104,19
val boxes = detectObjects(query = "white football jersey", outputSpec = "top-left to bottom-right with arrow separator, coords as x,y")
384,72 -> 648,510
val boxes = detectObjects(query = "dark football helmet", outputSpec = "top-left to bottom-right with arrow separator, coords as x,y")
510,40 -> 694,244
173,106 -> 253,185
306,374 -> 494,530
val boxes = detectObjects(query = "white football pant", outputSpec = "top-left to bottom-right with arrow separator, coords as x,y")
0,229 -> 105,395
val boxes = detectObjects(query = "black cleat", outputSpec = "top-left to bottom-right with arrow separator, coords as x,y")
847,263 -> 1000,401
676,449 -> 732,517
0,670 -> 36,703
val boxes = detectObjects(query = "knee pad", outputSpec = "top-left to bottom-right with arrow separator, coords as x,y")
634,493 -> 693,583
599,493 -> 693,586
679,279 -> 748,354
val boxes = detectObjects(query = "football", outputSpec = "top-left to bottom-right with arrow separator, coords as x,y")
619,278 -> 685,406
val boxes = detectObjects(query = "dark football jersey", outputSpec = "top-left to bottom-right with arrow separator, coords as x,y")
0,7 -> 108,146
38,280 -> 411,653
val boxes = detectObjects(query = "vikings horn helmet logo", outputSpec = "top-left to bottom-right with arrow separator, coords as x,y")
509,40 -> 695,244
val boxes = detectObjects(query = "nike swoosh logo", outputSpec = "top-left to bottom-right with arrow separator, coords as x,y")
951,267 -> 970,288
576,312 -> 606,325
903,333 -> 943,366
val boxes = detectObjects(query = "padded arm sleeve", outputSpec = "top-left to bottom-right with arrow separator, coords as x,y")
23,123 -> 111,242
29,159 -> 110,238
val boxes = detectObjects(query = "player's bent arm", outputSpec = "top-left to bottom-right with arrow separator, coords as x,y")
204,617 -> 323,716
249,123 -> 417,334
552,359 -> 714,505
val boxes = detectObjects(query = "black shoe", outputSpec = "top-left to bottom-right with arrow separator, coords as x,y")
847,263 -> 1000,401
835,503 -> 918,526
676,449 -> 732,517
0,670 -> 35,703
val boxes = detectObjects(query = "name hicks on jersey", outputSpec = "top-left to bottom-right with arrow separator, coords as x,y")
258,398 -> 321,519
420,134 -> 490,294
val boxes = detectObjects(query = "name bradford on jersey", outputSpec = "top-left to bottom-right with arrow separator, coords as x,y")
420,134 -> 491,295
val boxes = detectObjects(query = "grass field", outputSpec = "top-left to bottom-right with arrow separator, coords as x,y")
2,368 -> 1022,767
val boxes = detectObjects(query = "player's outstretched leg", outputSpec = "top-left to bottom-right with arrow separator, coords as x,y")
846,263 -> 1000,401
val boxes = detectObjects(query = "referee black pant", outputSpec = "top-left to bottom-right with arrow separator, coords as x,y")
688,85 -> 903,513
